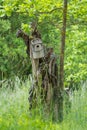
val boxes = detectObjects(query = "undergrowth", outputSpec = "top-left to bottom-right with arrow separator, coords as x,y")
0,77 -> 87,130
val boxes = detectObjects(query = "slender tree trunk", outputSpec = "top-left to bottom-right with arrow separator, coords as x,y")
58,0 -> 67,122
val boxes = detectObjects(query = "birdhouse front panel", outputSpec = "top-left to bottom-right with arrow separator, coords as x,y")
31,38 -> 45,59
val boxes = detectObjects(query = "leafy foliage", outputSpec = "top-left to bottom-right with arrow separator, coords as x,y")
0,0 -> 87,87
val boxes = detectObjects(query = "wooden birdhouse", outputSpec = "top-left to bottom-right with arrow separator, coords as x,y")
31,38 -> 45,59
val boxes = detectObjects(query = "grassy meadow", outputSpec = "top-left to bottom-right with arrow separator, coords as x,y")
0,77 -> 87,130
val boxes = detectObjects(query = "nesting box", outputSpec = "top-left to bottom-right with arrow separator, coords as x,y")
31,38 -> 45,59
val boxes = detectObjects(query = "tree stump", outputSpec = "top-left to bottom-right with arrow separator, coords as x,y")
17,28 -> 59,121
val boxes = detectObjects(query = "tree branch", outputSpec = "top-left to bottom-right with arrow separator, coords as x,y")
37,7 -> 62,14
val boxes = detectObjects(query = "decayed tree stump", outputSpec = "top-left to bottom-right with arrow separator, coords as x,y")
16,27 -> 59,121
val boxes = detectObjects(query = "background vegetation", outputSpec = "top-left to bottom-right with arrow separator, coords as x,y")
0,0 -> 87,129
0,0 -> 87,87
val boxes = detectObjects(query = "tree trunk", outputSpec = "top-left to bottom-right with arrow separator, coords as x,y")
59,0 -> 67,122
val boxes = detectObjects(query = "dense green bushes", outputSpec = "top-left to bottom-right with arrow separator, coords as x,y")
0,17 -> 32,79
0,0 -> 87,88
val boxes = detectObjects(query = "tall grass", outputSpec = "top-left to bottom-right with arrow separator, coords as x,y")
0,77 -> 87,130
